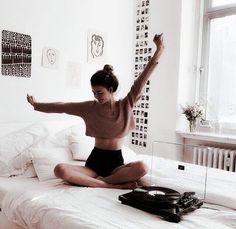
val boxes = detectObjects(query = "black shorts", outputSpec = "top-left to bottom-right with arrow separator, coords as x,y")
85,147 -> 124,177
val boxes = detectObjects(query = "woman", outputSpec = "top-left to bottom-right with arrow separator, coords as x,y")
27,33 -> 164,189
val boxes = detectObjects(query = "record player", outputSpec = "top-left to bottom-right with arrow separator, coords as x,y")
119,186 -> 203,223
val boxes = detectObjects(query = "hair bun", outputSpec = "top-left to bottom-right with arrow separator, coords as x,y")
103,64 -> 113,74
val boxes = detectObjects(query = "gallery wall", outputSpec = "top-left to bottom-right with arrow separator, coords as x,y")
0,0 -> 135,123
129,0 -> 182,156
130,0 -> 200,158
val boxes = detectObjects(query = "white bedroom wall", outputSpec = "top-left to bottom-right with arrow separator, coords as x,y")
129,0 -> 200,160
0,0 -> 205,155
130,0 -> 183,158
0,0 -> 135,123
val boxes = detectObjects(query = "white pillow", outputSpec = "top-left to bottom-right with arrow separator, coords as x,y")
42,120 -> 82,135
20,164 -> 37,178
122,146 -> 138,163
0,153 -> 37,178
10,149 -> 33,169
31,147 -> 72,181
68,133 -> 95,161
7,149 -> 36,178
55,123 -> 86,147
0,123 -> 49,163
6,122 -> 85,177
8,134 -> 69,177
0,158 -> 12,176
34,135 -> 66,148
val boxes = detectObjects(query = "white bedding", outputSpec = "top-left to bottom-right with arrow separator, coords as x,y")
1,121 -> 236,228
2,180 -> 236,229
0,177 -> 38,208
0,177 -> 65,209
1,154 -> 236,229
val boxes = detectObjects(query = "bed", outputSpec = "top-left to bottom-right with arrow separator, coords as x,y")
0,120 -> 236,229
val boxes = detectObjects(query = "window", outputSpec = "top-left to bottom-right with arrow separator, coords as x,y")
212,0 -> 236,7
199,0 -> 236,127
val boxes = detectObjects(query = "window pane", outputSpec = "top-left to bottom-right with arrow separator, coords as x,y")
212,0 -> 236,7
206,15 -> 236,123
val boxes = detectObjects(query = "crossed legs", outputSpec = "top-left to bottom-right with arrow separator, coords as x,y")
54,160 -> 148,189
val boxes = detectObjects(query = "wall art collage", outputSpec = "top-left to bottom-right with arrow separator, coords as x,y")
131,0 -> 151,148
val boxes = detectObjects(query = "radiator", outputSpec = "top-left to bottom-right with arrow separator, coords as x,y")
193,146 -> 236,172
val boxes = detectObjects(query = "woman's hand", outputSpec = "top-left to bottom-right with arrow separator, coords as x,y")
27,94 -> 37,107
153,33 -> 164,58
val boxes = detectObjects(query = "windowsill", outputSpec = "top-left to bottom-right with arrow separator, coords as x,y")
177,130 -> 236,145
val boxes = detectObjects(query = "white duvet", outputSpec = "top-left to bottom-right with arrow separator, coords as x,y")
2,155 -> 236,229
2,180 -> 236,229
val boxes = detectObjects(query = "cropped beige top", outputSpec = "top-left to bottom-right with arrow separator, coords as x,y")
34,77 -> 145,139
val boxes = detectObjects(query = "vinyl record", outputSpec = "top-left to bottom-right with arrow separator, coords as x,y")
139,186 -> 180,195
132,186 -> 181,208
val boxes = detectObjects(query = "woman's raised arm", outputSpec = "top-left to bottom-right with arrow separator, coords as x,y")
139,33 -> 164,83
125,33 -> 164,107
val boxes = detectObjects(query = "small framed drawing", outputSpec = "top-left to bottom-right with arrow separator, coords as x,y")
42,47 -> 59,69
87,30 -> 107,63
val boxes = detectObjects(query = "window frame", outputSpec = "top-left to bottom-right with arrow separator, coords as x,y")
199,0 -> 236,124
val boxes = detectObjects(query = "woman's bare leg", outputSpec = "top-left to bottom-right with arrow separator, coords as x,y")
101,161 -> 148,185
54,163 -> 137,189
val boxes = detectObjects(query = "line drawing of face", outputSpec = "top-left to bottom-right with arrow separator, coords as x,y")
90,34 -> 104,58
47,49 -> 56,65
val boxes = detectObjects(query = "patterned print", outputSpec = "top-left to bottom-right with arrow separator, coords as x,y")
1,30 -> 32,77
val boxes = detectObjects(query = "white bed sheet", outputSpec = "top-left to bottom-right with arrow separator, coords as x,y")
0,211 -> 23,229
0,159 -> 85,209
0,177 -> 64,209
0,177 -> 37,208
1,177 -> 236,228
1,154 -> 236,229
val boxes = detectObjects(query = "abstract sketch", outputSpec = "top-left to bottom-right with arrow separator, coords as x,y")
87,30 -> 106,63
42,47 -> 59,69
1,30 -> 32,77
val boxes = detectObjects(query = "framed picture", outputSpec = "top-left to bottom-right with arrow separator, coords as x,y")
42,47 -> 59,69
87,30 -> 107,63
1,30 -> 32,77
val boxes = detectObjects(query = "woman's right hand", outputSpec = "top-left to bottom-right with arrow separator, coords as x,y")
27,94 -> 36,107
153,33 -> 164,58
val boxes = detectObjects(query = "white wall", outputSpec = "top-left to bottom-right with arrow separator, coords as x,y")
1,0 -> 212,155
129,0 -> 201,160
0,0 -> 135,123
130,0 -> 183,158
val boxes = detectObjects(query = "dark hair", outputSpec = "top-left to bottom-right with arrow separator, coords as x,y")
90,64 -> 119,92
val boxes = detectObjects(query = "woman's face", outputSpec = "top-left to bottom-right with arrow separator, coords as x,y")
92,85 -> 112,104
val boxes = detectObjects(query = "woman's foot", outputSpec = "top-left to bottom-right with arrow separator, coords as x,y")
96,176 -> 138,189
67,177 -> 137,189
108,181 -> 138,190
